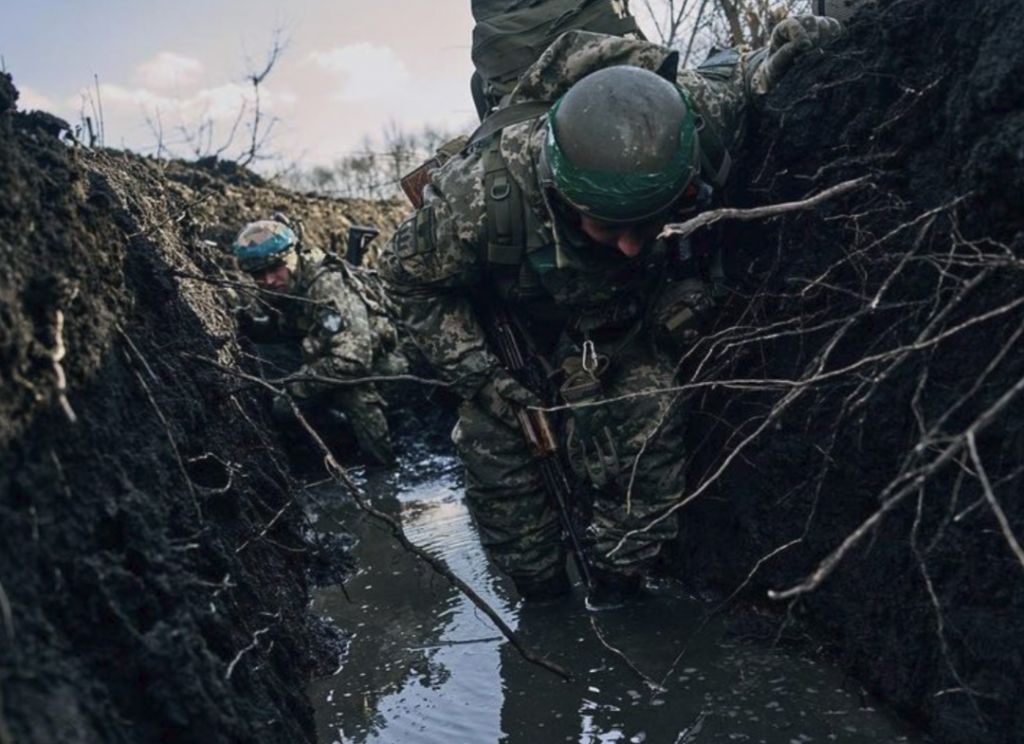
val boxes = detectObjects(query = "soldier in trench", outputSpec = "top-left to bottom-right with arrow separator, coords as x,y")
232,218 -> 408,465
379,17 -> 843,604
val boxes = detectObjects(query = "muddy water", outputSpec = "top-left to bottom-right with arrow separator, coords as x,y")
309,451 -> 926,744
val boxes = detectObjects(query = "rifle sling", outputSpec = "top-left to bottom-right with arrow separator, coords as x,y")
469,100 -> 552,147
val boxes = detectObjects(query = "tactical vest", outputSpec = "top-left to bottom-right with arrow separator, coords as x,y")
299,256 -> 399,346
478,99 -> 732,306
474,40 -> 743,311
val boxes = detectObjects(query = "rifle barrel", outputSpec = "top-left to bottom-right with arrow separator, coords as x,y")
481,300 -> 593,588
538,458 -> 592,586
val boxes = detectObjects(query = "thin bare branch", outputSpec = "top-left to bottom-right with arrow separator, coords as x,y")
189,353 -> 453,390
120,330 -> 203,521
769,371 -> 1024,601
0,578 -> 13,642
660,177 -> 871,241
225,626 -> 271,680
196,354 -> 572,681
590,616 -> 666,693
967,432 -> 1024,570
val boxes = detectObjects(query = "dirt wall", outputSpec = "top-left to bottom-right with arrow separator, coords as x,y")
0,75 -> 403,743
670,2 -> 1024,742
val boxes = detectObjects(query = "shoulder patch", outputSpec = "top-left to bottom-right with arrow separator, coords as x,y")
320,312 -> 344,334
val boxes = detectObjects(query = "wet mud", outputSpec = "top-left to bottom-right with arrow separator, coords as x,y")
669,1 -> 1024,742
0,77 -> 404,744
309,448 -> 925,744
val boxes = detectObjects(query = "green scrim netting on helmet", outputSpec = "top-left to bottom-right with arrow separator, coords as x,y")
545,85 -> 699,223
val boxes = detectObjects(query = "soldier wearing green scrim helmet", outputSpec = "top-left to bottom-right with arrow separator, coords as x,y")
540,66 -> 700,226
381,19 -> 842,605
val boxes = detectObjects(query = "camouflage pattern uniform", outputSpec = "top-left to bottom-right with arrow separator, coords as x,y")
380,31 -> 765,589
286,254 -> 407,464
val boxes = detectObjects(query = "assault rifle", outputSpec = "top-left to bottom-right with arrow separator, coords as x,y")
482,301 -> 594,588
345,225 -> 379,267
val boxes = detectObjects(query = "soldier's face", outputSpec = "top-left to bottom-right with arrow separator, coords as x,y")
578,214 -> 663,258
251,263 -> 293,292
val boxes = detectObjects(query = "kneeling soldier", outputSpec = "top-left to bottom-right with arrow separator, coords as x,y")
233,218 -> 406,465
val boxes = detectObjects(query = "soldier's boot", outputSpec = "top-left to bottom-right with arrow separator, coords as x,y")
514,567 -> 571,604
349,416 -> 395,466
585,566 -> 645,611
338,387 -> 395,466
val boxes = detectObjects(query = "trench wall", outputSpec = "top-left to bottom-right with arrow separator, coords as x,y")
671,2 -> 1024,742
0,75 -> 403,743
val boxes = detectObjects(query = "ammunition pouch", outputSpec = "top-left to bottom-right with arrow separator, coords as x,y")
560,353 -> 622,489
650,278 -> 715,351
559,354 -> 609,406
573,297 -> 643,338
483,136 -> 526,268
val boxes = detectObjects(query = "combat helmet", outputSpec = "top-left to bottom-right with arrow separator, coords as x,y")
232,219 -> 299,273
539,65 -> 701,223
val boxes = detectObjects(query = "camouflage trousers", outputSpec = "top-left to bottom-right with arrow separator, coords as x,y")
333,384 -> 394,465
319,350 -> 406,465
451,333 -> 685,587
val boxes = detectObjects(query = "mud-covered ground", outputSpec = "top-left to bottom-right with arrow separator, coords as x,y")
670,1 -> 1024,742
0,73 -> 405,743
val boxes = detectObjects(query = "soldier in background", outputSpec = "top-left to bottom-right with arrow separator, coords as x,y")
233,218 -> 407,465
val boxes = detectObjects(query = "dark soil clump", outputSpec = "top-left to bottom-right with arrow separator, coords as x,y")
671,2 -> 1024,743
0,72 -> 404,743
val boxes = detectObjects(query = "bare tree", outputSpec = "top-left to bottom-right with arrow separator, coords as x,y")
76,74 -> 106,147
136,30 -> 285,166
636,0 -> 810,61
281,123 -> 463,200
238,29 -> 287,167
639,0 -> 699,47
380,120 -> 420,192
143,108 -> 168,160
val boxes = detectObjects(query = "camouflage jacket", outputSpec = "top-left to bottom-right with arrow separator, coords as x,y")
380,31 -> 765,400
287,254 -> 405,399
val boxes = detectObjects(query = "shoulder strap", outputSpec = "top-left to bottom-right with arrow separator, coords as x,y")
469,100 -> 552,146
691,48 -> 738,188
482,135 -> 526,267
697,117 -> 732,189
481,136 -> 551,303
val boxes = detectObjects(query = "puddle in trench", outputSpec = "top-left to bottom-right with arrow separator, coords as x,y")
309,451 -> 926,744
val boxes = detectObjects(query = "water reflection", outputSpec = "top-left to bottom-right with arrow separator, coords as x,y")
310,453 -> 926,744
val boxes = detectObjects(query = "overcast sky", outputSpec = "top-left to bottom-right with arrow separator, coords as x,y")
2,1 -> 484,170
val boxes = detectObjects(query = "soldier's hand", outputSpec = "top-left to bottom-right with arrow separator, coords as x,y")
772,15 -> 843,54
475,371 -> 541,427
235,304 -> 278,341
753,15 -> 843,94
